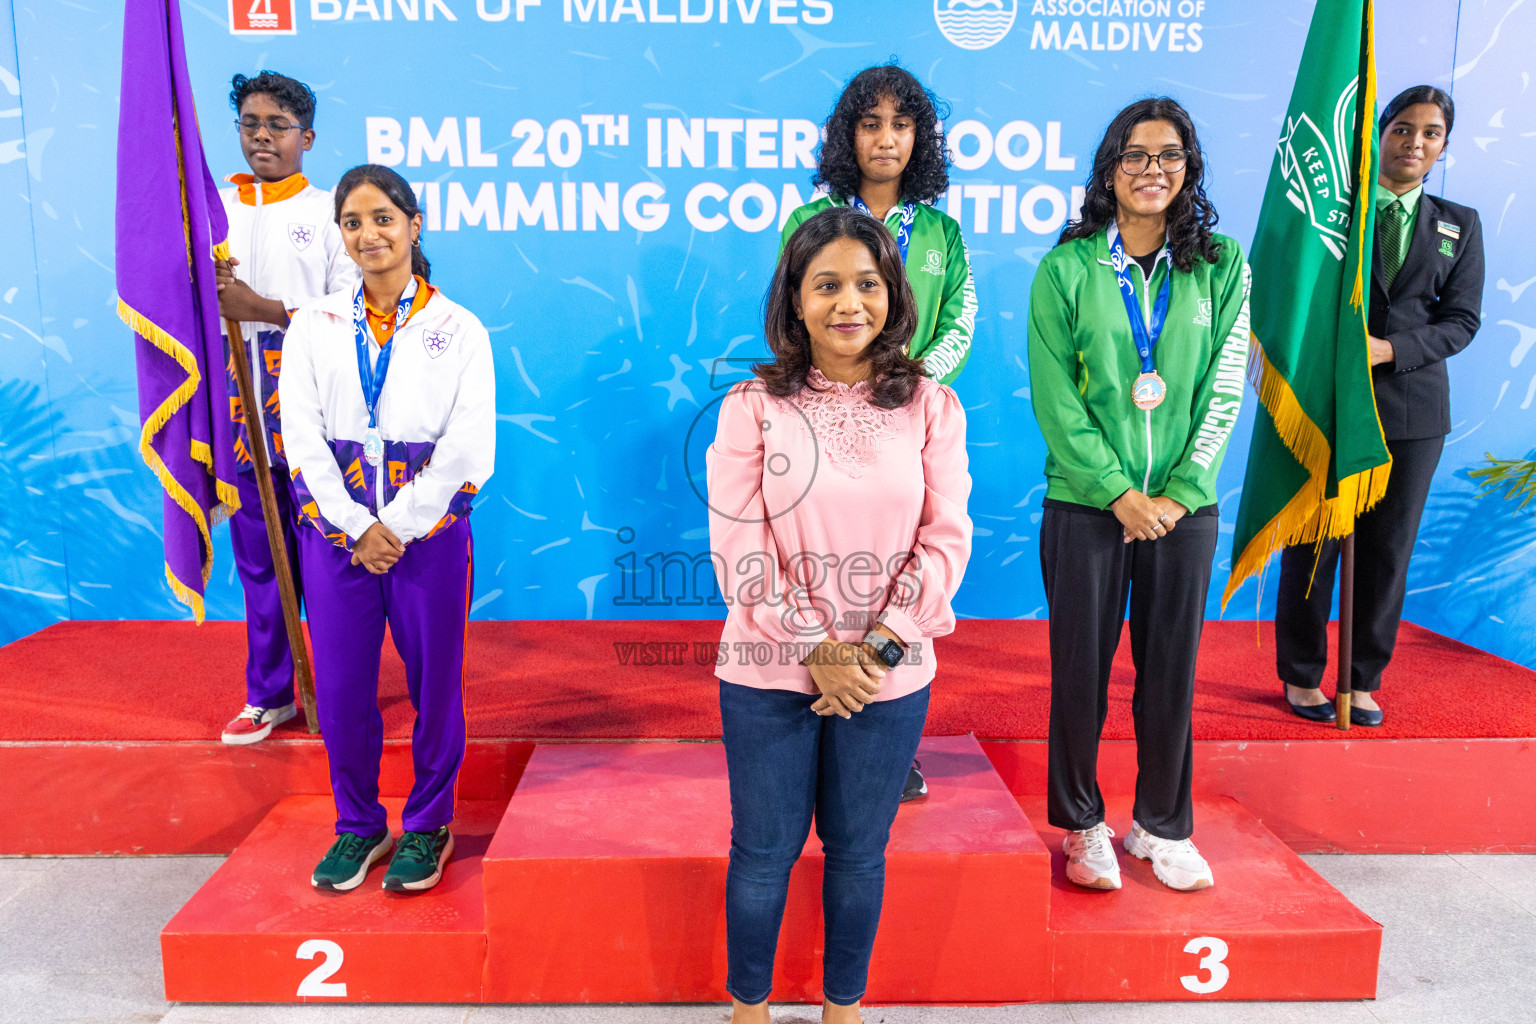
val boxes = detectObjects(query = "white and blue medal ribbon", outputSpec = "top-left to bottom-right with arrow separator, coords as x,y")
1108,224 -> 1171,411
851,196 -> 917,264
352,278 -> 417,467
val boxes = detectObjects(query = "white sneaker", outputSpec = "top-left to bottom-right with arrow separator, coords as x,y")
220,702 -> 298,745
1124,820 -> 1214,891
1063,822 -> 1121,890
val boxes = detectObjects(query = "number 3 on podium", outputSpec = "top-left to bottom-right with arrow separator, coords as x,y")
1180,936 -> 1230,994
296,939 -> 348,998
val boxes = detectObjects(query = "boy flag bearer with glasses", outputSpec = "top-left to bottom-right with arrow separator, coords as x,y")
217,71 -> 359,745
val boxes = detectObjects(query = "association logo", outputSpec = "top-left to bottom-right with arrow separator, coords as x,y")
1193,298 -> 1212,327
423,330 -> 453,358
230,0 -> 296,35
1276,78 -> 1359,261
934,0 -> 1017,50
288,224 -> 314,251
921,249 -> 945,276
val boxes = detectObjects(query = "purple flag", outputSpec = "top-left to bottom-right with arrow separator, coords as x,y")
115,0 -> 240,622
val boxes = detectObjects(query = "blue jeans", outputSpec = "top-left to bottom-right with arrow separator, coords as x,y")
719,680 -> 930,1006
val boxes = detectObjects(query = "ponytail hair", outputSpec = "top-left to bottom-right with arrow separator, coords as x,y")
333,164 -> 432,282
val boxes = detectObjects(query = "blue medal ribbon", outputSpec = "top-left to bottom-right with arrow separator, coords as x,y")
352,277 -> 418,466
1107,223 -> 1172,378
851,196 -> 917,263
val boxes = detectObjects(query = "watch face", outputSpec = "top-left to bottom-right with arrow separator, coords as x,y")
879,643 -> 903,668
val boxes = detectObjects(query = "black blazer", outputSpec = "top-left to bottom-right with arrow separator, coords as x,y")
1369,191 -> 1485,441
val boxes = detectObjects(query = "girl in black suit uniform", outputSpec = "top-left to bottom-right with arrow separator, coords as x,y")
1277,86 -> 1485,726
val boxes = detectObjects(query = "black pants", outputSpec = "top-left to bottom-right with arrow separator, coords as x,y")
1041,501 -> 1218,842
1275,436 -> 1444,694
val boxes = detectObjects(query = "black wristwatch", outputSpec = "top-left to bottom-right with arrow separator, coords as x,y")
862,630 -> 905,668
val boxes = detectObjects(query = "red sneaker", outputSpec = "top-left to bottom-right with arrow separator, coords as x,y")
221,703 -> 298,745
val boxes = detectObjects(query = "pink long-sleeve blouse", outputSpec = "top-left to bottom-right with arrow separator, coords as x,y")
706,368 -> 973,700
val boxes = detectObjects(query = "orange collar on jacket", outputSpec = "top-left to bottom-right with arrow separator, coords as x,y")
364,275 -> 436,347
225,171 -> 309,206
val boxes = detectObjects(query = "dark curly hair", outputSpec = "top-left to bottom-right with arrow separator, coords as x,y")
229,71 -> 317,129
756,206 -> 922,409
813,63 -> 950,206
333,165 -> 431,282
1059,97 -> 1220,272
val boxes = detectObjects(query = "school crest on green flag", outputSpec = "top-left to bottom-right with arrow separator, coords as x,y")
1224,0 -> 1392,608
1278,78 -> 1363,261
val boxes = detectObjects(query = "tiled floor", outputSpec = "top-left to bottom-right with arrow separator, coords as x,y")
2,853 -> 1534,1024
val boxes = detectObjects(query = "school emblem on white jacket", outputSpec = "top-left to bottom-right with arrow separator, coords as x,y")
288,223 -> 314,251
423,329 -> 453,358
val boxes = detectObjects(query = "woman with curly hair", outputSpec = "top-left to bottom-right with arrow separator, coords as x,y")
1027,97 -> 1250,892
710,205 -> 972,1022
781,61 -> 977,804
781,63 -> 975,388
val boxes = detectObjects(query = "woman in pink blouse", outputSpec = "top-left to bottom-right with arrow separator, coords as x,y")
707,205 -> 972,1024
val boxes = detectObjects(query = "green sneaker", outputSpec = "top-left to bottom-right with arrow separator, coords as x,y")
311,830 -> 393,892
382,826 -> 454,892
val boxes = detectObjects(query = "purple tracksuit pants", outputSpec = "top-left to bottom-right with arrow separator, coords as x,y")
298,516 -> 472,836
230,467 -> 303,710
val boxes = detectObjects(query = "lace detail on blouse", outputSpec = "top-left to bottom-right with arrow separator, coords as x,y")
787,368 -> 903,477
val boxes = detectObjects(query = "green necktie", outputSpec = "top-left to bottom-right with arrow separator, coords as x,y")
1379,199 -> 1408,290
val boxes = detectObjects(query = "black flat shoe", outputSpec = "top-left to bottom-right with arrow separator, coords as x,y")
900,759 -> 927,802
1285,685 -> 1337,722
1349,704 -> 1383,727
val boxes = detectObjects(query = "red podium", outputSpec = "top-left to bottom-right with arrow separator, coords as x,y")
162,798 -> 501,1003
161,735 -> 1380,1004
482,736 -> 1051,1003
1032,797 -> 1382,1001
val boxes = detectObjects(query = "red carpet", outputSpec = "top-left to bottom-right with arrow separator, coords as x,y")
1,619 -> 1531,742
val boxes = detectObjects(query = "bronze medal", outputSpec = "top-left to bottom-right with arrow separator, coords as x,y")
1132,371 -> 1167,411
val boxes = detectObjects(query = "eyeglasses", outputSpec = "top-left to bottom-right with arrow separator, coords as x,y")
1117,149 -> 1188,175
234,118 -> 305,137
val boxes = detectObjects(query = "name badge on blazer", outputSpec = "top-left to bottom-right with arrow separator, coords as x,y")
1436,220 -> 1461,240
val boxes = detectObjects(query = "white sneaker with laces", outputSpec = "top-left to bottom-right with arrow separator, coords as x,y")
220,702 -> 298,745
1062,822 -> 1121,890
1123,820 -> 1214,891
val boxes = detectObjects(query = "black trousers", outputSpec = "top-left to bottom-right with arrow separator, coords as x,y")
1041,501 -> 1218,842
1275,435 -> 1444,694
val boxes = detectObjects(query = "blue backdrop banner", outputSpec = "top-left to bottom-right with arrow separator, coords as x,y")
2,0 -> 1532,668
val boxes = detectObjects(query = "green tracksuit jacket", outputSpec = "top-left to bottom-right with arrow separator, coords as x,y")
779,195 -> 976,384
1027,224 -> 1251,513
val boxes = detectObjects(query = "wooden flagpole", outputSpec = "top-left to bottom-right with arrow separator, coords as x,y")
1336,533 -> 1355,731
222,294 -> 319,735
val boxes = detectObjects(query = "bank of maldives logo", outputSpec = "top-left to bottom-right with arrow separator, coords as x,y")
934,0 -> 1017,50
230,0 -> 297,34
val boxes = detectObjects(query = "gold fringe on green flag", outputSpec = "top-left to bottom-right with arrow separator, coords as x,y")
1224,0 -> 1393,608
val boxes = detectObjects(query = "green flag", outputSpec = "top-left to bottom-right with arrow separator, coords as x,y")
1224,0 -> 1392,608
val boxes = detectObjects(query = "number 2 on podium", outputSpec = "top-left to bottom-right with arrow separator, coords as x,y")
1180,936 -> 1230,994
296,939 -> 347,997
